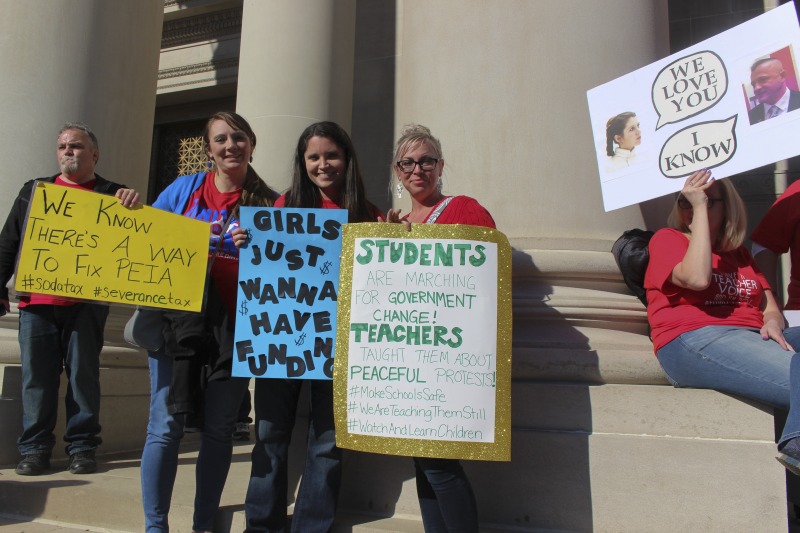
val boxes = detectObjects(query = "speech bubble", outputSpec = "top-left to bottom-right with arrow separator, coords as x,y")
652,51 -> 728,129
658,115 -> 738,178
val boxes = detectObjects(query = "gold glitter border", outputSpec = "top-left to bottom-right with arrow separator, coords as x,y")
334,222 -> 512,461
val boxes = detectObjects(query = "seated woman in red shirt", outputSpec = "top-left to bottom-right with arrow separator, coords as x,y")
644,169 -> 800,473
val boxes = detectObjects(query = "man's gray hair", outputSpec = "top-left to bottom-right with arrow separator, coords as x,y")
59,122 -> 99,151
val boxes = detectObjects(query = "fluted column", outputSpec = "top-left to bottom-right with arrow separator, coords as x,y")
0,0 -> 163,216
392,0 -> 673,370
236,0 -> 357,190
0,0 -> 162,464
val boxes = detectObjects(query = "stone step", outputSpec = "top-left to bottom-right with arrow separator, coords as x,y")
0,371 -> 788,532
511,381 -> 775,440
0,422 -> 786,532
0,360 -> 150,465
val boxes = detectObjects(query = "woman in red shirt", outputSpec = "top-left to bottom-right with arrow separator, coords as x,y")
645,169 -> 800,474
387,124 -> 494,533
244,121 -> 381,533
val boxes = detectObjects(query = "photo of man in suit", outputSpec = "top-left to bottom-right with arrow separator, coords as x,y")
748,57 -> 800,124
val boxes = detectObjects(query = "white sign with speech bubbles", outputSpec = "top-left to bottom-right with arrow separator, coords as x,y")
588,2 -> 800,211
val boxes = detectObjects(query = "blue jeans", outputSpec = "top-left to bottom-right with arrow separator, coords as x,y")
140,351 -> 248,532
245,379 -> 341,533
17,303 -> 107,456
413,457 -> 478,533
657,325 -> 800,445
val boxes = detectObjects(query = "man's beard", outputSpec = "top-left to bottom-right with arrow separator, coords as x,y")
60,158 -> 78,175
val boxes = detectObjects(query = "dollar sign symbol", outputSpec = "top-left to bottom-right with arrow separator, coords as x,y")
295,332 -> 307,346
320,261 -> 331,275
239,300 -> 248,315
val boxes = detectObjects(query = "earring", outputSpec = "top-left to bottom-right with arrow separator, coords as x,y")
437,178 -> 443,192
395,180 -> 404,199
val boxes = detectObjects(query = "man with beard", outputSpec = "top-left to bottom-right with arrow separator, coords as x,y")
0,123 -> 139,475
748,57 -> 800,124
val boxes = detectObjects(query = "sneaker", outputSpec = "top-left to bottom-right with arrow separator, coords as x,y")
68,450 -> 97,474
15,454 -> 50,476
778,437 -> 800,476
233,422 -> 250,441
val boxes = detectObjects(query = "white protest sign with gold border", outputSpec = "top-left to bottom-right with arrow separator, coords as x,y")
15,182 -> 208,312
334,222 -> 512,461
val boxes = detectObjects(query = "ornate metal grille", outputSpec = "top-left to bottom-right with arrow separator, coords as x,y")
151,121 -> 207,202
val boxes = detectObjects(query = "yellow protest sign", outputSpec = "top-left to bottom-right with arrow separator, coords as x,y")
15,182 -> 209,312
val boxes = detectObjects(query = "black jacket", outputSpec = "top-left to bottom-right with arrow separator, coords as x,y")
0,173 -> 125,300
748,89 -> 800,124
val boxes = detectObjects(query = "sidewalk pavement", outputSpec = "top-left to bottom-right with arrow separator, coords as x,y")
0,516 -> 125,532
0,435 -> 426,533
0,436 -> 249,533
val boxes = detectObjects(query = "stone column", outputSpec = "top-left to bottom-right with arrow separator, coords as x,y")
0,0 -> 163,464
0,0 -> 163,214
391,0 -> 673,380
236,0 -> 357,191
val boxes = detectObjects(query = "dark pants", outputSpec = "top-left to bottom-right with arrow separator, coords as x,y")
414,457 -> 479,533
245,379 -> 341,532
18,303 -> 108,456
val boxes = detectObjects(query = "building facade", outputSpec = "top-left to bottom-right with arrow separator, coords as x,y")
0,1 -> 795,530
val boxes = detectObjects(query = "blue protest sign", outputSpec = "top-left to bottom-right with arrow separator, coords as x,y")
232,207 -> 347,379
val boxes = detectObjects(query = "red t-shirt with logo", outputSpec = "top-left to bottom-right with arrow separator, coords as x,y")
182,173 -> 242,319
21,176 -> 98,308
645,228 -> 768,353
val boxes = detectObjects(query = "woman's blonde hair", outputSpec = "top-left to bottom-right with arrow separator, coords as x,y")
393,124 -> 443,163
667,178 -> 746,251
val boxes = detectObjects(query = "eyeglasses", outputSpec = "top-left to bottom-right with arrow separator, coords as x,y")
396,158 -> 439,173
677,197 -> 724,210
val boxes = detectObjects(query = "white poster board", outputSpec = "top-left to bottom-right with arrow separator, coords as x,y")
588,2 -> 800,211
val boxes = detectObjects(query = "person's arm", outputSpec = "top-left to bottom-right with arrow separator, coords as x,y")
752,243 -> 781,301
761,288 -> 793,350
670,170 -> 714,290
0,182 -> 33,301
